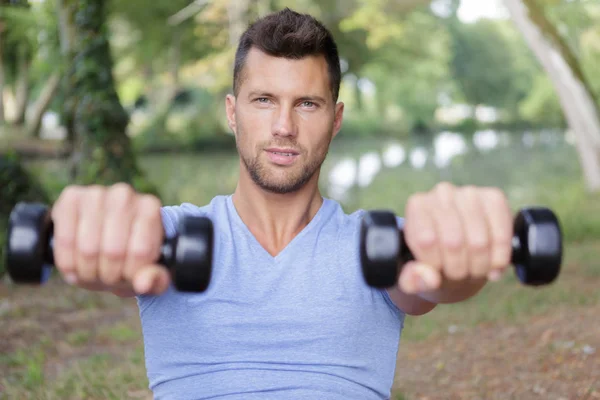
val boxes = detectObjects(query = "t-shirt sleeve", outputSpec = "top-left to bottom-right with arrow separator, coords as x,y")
379,215 -> 406,317
160,203 -> 211,237
160,206 -> 181,239
136,203 -> 208,310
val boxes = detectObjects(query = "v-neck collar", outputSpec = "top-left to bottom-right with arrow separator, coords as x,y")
225,194 -> 331,262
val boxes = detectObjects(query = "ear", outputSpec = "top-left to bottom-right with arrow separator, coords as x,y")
332,101 -> 345,139
225,94 -> 237,135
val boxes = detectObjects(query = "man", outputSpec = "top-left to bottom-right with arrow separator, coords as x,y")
50,8 -> 513,400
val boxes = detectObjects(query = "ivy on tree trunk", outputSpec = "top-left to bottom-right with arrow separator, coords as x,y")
65,0 -> 158,196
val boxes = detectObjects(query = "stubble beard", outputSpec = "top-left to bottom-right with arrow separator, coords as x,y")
237,134 -> 331,195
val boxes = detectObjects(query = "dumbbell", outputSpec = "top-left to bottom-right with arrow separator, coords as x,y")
360,207 -> 562,288
4,202 -> 214,292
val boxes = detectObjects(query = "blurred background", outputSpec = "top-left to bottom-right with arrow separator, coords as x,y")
1,0 -> 599,399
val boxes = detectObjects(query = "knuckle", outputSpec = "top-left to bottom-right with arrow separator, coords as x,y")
460,185 -> 479,199
53,185 -> 82,213
415,230 -> 436,248
406,192 -> 427,214
435,181 -> 455,195
494,233 -> 512,249
137,194 -> 162,213
84,185 -> 106,205
54,230 -> 76,247
102,245 -> 127,262
129,241 -> 155,261
78,242 -> 100,260
61,185 -> 84,201
54,256 -> 75,273
108,183 -> 135,208
442,235 -> 463,251
484,187 -> 507,205
468,234 -> 489,252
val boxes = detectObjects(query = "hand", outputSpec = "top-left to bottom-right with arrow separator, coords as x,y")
51,183 -> 170,296
398,182 -> 513,296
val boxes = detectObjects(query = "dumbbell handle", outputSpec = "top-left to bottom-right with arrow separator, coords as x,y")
395,230 -> 523,268
6,202 -> 213,292
361,207 -> 562,288
8,216 -> 179,285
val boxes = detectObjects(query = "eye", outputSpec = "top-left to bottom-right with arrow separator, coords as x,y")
301,101 -> 316,108
255,97 -> 270,103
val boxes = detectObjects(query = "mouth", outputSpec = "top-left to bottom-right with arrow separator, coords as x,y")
264,148 -> 300,165
265,148 -> 300,156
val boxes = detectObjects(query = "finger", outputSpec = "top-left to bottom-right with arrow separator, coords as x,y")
99,183 -> 136,286
51,185 -> 83,280
404,192 -> 442,271
454,186 -> 491,280
432,183 -> 468,281
123,194 -> 163,281
480,187 -> 513,279
132,265 -> 171,295
398,261 -> 442,295
75,186 -> 106,284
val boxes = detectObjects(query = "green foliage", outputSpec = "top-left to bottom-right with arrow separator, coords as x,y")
131,86 -> 232,152
109,0 -> 216,78
448,18 -> 537,110
62,0 -> 159,197
519,73 -> 566,127
0,0 -> 34,83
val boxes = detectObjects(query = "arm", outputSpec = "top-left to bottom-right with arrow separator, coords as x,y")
386,275 -> 487,316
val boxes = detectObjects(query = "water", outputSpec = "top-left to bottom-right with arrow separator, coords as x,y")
27,129 -> 581,214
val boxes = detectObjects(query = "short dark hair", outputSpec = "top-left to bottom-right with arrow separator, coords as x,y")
233,7 -> 341,102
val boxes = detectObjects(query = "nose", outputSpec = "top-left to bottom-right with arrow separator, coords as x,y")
272,106 -> 296,138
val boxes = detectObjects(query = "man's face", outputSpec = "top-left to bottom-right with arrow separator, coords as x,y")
226,48 -> 344,194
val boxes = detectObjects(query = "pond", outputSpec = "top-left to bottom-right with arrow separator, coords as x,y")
27,128 -> 581,216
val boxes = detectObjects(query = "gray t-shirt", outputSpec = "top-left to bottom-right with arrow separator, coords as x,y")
136,195 -> 406,399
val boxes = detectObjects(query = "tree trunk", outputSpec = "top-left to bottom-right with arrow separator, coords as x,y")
64,0 -> 158,195
354,77 -> 364,112
56,0 -> 77,163
13,47 -> 30,126
0,22 -> 5,124
170,29 -> 181,90
27,72 -> 61,138
503,0 -> 600,192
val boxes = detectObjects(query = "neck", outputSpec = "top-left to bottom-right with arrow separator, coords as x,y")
231,165 -> 324,256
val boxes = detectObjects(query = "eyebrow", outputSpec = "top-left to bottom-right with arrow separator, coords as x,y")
247,91 -> 328,104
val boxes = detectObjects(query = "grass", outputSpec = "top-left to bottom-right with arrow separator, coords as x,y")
1,347 -> 149,400
3,132 -> 600,398
400,240 -> 600,343
0,238 -> 596,399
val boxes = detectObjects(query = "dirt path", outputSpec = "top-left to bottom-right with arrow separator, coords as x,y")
394,304 -> 600,400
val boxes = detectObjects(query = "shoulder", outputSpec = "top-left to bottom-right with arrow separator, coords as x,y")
160,195 -> 229,237
334,201 -> 405,230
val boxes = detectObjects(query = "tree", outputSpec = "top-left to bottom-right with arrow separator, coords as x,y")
447,15 -> 537,116
60,0 -> 158,195
503,0 -> 600,192
0,0 -> 66,136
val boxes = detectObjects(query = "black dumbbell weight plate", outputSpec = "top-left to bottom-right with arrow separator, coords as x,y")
359,210 -> 402,288
6,202 -> 54,284
168,216 -> 214,292
512,207 -> 562,286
